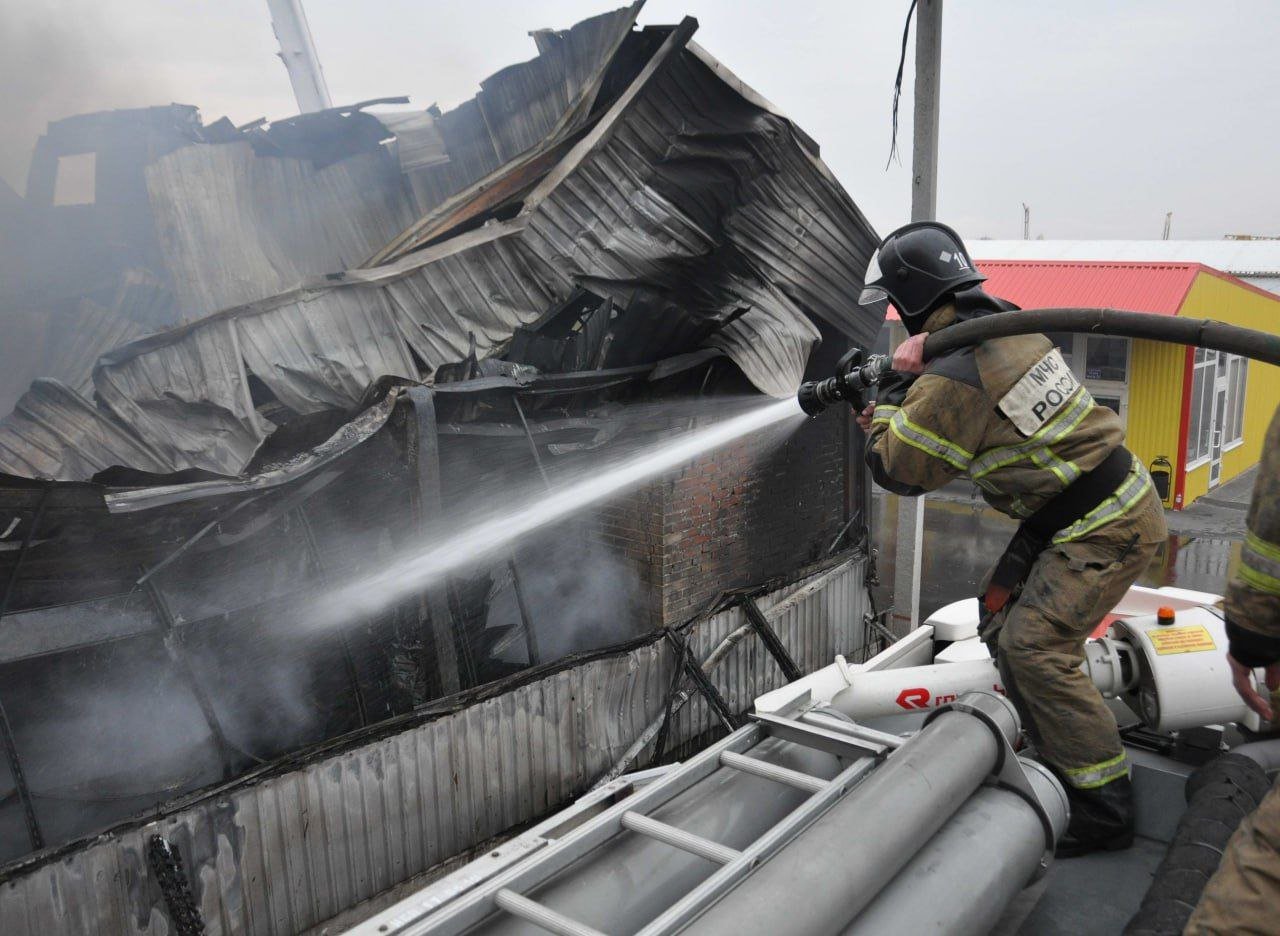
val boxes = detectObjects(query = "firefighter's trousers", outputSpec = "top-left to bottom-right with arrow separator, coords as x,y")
981,487 -> 1166,789
1186,776 -> 1280,934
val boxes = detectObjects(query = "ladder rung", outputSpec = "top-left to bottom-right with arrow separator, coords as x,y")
719,750 -> 827,792
801,710 -> 905,749
621,811 -> 742,864
752,710 -> 888,758
495,889 -> 606,936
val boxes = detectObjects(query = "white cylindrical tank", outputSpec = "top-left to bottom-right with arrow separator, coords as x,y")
828,658 -> 1005,721
1112,608 -> 1252,731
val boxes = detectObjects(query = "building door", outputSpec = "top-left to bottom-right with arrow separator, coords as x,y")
1210,383 -> 1228,488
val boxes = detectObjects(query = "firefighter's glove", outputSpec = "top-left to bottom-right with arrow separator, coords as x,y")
1225,616 -> 1280,721
978,604 -> 1005,659
873,369 -> 917,409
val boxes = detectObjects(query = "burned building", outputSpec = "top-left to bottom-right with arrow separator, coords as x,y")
0,5 -> 884,931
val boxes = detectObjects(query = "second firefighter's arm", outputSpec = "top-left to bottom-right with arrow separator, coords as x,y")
863,373 -> 987,496
1226,408 -> 1280,668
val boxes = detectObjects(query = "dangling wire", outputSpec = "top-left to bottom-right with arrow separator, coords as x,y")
886,0 -> 920,169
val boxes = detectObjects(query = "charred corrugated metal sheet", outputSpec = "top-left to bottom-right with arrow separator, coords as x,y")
0,13 -> 880,481
235,288 -> 418,415
0,555 -> 866,936
145,143 -> 418,319
101,391 -> 402,513
92,317 -> 274,476
0,379 -> 172,480
41,301 -> 146,397
377,227 -> 567,367
373,4 -> 644,232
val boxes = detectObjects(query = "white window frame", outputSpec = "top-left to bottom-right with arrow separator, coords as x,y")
1186,350 -> 1212,470
1186,350 -> 1248,470
52,152 -> 96,206
1048,333 -> 1131,428
1224,356 -> 1248,452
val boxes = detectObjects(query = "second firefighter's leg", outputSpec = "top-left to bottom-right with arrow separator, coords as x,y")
997,527 -> 1161,855
1186,778 -> 1280,935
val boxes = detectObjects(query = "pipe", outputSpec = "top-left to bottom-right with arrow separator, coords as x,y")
808,637 -> 1135,722
828,657 -> 1003,720
691,692 -> 1019,936
846,758 -> 1068,936
923,307 -> 1280,367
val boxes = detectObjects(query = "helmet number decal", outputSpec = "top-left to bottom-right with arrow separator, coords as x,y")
997,348 -> 1082,436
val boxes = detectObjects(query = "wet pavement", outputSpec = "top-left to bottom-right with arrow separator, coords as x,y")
869,466 -> 1257,623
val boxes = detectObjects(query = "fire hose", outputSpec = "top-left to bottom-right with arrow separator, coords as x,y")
797,306 -> 1280,415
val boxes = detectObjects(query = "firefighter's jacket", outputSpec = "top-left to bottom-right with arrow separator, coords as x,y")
1225,405 -> 1280,666
1185,405 -> 1280,934
865,293 -> 1150,544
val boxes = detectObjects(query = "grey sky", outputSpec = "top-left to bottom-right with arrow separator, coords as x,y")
2,1 -> 1277,241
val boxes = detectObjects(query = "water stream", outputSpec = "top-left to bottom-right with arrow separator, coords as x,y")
317,397 -> 807,627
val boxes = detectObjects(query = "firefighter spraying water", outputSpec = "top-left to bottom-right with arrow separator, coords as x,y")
795,221 -> 1280,859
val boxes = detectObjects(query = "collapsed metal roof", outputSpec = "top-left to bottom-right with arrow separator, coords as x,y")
0,3 -> 881,482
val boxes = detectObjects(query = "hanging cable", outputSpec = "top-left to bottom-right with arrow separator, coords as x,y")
886,0 -> 920,169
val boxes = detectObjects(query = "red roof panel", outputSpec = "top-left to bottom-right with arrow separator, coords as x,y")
882,259 -> 1202,321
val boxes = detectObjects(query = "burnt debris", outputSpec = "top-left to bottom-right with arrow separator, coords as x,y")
0,3 -> 882,869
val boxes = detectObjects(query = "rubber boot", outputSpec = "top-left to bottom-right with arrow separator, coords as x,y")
1056,774 -> 1135,858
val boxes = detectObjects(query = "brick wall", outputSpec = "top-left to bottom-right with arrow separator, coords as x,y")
597,405 -> 851,627
594,481 -> 666,632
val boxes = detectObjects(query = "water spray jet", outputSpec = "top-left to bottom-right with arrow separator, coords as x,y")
317,398 -> 807,627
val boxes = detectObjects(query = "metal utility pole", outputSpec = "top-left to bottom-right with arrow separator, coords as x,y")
1163,211 -> 1173,240
266,0 -> 333,114
1023,203 -> 1031,240
893,0 -> 943,633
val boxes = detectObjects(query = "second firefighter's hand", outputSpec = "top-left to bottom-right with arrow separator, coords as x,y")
855,403 -> 875,433
892,333 -> 929,374
1227,653 -> 1280,720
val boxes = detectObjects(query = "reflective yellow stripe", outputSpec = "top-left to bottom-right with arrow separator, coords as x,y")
1029,448 -> 1079,487
888,410 -> 973,471
1064,752 -> 1129,790
1240,564 -> 1280,597
1246,530 -> 1280,565
970,387 -> 1095,480
1242,533 -> 1280,595
870,404 -> 899,428
1052,463 -> 1153,543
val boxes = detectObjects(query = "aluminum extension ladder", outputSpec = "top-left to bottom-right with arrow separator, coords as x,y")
384,705 -> 905,936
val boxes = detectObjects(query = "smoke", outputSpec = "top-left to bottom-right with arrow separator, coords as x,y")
0,3 -> 126,194
0,2 -> 296,195
495,526 -> 646,663
313,398 -> 806,630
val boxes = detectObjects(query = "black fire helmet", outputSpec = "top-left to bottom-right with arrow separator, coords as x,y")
859,221 -> 987,335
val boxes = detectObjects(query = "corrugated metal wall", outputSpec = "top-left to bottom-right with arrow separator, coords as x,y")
1179,272 -> 1280,504
1125,337 -> 1186,502
0,556 -> 867,936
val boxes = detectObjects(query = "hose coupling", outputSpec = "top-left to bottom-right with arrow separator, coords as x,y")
796,352 -> 890,416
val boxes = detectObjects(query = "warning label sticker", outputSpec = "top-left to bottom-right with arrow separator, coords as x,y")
1147,625 -> 1217,656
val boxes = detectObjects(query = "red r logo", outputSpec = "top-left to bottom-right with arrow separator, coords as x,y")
896,687 -> 931,710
